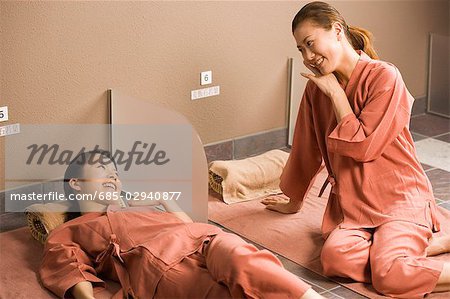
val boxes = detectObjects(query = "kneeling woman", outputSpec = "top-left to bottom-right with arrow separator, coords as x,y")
39,150 -> 324,299
262,1 -> 450,298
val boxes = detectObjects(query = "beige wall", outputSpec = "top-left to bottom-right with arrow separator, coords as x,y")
1,0 -> 449,190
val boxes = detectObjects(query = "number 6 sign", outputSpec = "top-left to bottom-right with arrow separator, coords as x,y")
0,106 -> 8,122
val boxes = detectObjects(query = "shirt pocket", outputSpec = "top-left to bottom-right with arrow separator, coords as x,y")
140,226 -> 208,267
186,223 -> 221,239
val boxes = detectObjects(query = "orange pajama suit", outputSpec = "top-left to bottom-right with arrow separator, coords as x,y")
39,206 -> 310,298
281,50 -> 444,298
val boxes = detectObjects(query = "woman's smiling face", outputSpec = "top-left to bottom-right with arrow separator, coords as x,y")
293,20 -> 344,75
74,153 -> 123,205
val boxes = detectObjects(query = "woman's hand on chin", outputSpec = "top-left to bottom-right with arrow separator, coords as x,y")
301,61 -> 343,99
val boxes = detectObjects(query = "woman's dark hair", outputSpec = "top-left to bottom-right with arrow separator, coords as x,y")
64,149 -> 116,219
292,1 -> 379,60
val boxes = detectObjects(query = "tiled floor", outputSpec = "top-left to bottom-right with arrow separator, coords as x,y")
210,112 -> 450,299
414,138 -> 450,172
411,113 -> 450,205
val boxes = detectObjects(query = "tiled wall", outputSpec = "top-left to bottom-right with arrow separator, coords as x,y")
204,128 -> 288,162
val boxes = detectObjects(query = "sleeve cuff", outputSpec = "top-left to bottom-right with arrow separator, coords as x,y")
330,113 -> 358,141
336,112 -> 356,127
60,270 -> 105,298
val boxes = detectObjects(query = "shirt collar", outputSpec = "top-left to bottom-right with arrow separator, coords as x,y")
343,50 -> 370,93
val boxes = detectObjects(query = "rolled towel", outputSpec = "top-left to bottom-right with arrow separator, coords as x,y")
25,202 -> 71,243
208,149 -> 289,204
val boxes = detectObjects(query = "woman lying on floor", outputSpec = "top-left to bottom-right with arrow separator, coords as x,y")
39,150 -> 325,299
262,1 -> 450,298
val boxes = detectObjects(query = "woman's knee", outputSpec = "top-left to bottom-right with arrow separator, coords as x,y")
320,241 -> 352,276
209,234 -> 277,278
371,257 -> 418,298
320,234 -> 371,280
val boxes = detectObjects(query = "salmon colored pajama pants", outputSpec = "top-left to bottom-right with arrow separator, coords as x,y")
155,232 -> 311,299
320,220 -> 444,298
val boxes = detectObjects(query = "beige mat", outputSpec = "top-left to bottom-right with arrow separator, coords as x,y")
208,168 -> 450,298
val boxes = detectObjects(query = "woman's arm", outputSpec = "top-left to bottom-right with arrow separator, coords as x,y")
327,66 -> 410,162
302,63 -> 411,162
329,88 -> 353,123
262,82 -> 323,214
127,192 -> 193,222
160,200 -> 193,223
39,228 -> 106,298
301,69 -> 353,123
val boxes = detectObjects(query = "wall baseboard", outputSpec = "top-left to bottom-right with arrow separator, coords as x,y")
412,95 -> 427,116
204,127 -> 288,162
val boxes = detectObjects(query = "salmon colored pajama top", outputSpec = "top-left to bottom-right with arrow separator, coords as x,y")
39,206 -> 311,298
280,50 -> 445,298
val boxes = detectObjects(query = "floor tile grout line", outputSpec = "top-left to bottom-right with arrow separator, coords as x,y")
274,251 -> 347,294
431,132 -> 450,138
300,277 -> 329,293
301,275 -> 329,289
299,274 -> 365,296
411,131 -> 430,138
411,132 -> 450,140
410,113 -> 427,119
320,285 -> 342,293
319,290 -> 346,298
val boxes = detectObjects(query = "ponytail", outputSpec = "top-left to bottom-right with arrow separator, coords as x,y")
292,1 -> 379,60
347,25 -> 379,60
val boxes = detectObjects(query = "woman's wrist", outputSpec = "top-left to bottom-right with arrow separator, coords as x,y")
328,87 -> 345,100
287,199 -> 302,212
330,89 -> 353,122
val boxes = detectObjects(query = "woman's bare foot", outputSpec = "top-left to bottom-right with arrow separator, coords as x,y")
427,235 -> 450,256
